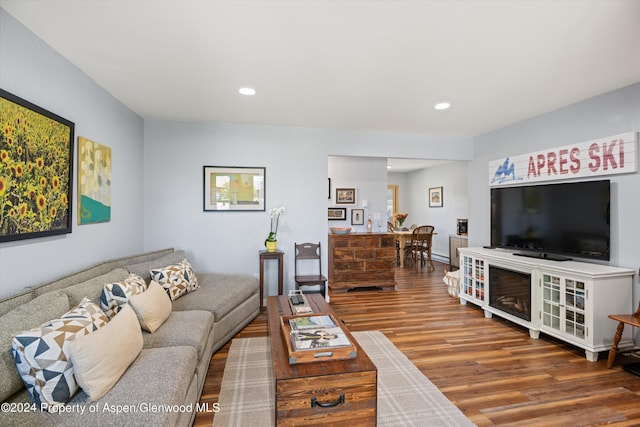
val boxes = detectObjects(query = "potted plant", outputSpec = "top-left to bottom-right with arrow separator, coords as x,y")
265,206 -> 285,251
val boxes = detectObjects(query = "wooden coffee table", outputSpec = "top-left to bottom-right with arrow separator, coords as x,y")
267,294 -> 377,426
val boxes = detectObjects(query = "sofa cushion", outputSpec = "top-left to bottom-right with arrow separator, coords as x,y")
141,310 -> 213,360
70,346 -> 198,426
124,250 -> 186,282
100,273 -> 147,319
171,272 -> 258,321
62,268 -> 130,307
0,290 -> 70,402
150,259 -> 198,301
128,280 -> 172,333
11,298 -> 108,408
1,346 -> 198,426
69,305 -> 143,401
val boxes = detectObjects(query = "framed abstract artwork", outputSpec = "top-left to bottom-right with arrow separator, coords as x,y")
78,136 -> 111,224
203,166 -> 265,211
0,89 -> 75,242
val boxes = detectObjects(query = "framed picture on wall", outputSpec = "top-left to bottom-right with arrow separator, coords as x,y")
0,88 -> 75,242
328,207 -> 347,220
351,209 -> 364,225
336,188 -> 356,204
203,166 -> 265,211
429,186 -> 443,208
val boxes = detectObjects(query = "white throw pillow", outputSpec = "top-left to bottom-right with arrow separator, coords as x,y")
128,280 -> 172,333
69,305 -> 143,401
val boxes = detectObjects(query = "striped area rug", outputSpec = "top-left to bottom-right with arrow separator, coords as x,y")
213,330 -> 474,426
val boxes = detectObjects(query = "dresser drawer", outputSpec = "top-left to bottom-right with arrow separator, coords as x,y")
276,370 -> 377,426
334,261 -> 364,272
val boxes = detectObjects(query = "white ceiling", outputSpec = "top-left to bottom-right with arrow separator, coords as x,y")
2,0 -> 639,137
387,158 -> 450,173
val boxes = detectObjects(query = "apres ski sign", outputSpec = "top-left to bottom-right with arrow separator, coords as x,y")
489,132 -> 637,187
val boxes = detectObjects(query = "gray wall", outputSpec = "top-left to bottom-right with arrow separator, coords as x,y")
404,161 -> 469,258
142,121 -> 472,295
389,163 -> 469,259
0,9 -> 144,297
469,82 -> 640,295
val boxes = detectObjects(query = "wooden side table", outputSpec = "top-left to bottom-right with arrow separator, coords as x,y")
259,250 -> 284,312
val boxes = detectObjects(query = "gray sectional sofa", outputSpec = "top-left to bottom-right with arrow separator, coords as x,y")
0,248 -> 260,426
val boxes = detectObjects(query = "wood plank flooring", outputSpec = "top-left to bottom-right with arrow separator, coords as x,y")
194,261 -> 640,427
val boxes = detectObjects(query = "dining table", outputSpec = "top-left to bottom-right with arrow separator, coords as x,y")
393,229 -> 437,267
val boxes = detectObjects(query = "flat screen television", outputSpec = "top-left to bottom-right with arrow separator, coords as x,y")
490,179 -> 610,261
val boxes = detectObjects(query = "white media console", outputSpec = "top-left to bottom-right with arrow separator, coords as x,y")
458,247 -> 635,361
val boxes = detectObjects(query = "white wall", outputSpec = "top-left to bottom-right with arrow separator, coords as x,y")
404,161 -> 469,258
469,82 -> 640,298
328,156 -> 388,233
0,9 -> 145,297
142,121 -> 474,295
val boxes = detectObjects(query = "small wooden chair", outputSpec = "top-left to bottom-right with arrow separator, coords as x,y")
294,242 -> 328,295
607,302 -> 640,368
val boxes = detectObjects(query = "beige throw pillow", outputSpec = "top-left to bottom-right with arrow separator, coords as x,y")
128,280 -> 172,333
69,305 -> 143,401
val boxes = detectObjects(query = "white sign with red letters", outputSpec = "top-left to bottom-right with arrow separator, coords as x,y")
489,132 -> 637,187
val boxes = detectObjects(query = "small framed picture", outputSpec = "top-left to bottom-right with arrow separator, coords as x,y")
429,186 -> 443,208
336,188 -> 356,204
328,207 -> 347,220
351,209 -> 364,225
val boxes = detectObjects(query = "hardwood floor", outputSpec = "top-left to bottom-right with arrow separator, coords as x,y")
194,261 -> 640,427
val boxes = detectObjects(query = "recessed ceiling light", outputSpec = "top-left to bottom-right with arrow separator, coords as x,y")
434,102 -> 450,110
239,87 -> 256,96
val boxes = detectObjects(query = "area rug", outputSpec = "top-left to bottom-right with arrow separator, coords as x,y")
213,330 -> 474,426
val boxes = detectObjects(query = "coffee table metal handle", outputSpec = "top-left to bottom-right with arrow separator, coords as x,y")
311,394 -> 345,408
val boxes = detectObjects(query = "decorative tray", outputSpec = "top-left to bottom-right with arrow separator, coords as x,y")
279,313 -> 357,364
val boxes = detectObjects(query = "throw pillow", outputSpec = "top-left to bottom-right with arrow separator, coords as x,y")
128,280 -> 172,333
0,290 -> 70,403
150,258 -> 199,301
69,305 -> 143,401
11,298 -> 108,409
181,259 -> 200,292
100,273 -> 147,319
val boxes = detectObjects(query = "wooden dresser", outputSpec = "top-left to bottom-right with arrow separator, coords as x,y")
328,232 -> 397,292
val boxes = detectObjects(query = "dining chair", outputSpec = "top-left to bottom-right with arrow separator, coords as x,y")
388,222 -> 401,265
406,225 -> 435,271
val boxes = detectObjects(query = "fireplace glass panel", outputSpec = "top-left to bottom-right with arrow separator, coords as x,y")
489,266 -> 532,322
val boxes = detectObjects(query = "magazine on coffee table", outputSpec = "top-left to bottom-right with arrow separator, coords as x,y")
280,313 -> 357,364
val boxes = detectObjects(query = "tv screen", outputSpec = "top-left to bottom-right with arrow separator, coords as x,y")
490,180 -> 610,261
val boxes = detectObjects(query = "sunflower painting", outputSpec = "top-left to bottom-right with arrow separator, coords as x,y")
0,89 -> 74,242
78,137 -> 111,224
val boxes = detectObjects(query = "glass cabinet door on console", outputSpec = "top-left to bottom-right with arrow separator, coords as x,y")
541,273 -> 587,342
460,255 -> 486,306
